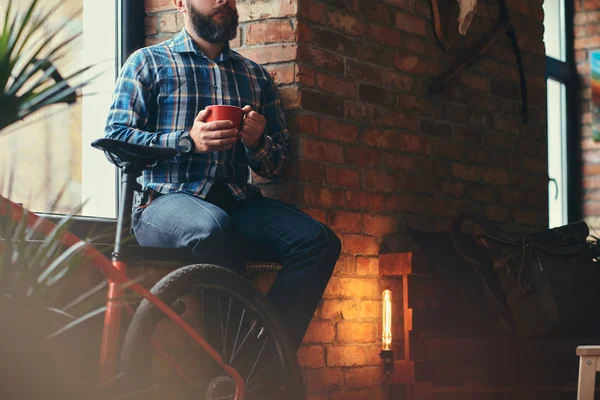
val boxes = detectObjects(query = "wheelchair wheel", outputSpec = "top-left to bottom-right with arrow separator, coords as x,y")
119,264 -> 306,400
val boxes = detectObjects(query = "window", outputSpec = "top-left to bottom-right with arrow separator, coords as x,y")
0,0 -> 120,218
81,0 -> 119,218
546,79 -> 568,228
544,0 -> 574,228
543,0 -> 566,61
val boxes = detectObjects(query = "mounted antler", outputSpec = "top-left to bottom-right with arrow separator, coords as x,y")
457,0 -> 478,35
429,0 -> 528,124
431,0 -> 479,51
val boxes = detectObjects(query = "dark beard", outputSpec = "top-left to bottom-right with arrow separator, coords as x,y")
187,1 -> 239,44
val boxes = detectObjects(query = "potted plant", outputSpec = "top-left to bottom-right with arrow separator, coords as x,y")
0,1 -> 103,398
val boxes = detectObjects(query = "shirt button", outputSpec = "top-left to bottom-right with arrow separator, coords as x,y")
214,85 -> 219,90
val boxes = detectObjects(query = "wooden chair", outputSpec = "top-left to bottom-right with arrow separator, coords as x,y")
577,346 -> 600,399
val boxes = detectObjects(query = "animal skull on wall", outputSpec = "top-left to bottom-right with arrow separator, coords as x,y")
457,0 -> 478,35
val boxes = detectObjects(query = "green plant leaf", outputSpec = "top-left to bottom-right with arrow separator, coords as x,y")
11,6 -> 80,81
16,1 -> 79,63
16,66 -> 95,118
8,57 -> 59,98
6,0 -> 40,67
47,306 -> 107,339
37,239 -> 88,284
61,280 -> 107,312
0,0 -> 14,57
24,209 -> 82,281
12,29 -> 83,93
0,0 -> 90,131
44,307 -> 75,320
14,2 -> 58,58
0,12 -> 19,91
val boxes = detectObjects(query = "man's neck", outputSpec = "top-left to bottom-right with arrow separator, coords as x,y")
185,25 -> 224,60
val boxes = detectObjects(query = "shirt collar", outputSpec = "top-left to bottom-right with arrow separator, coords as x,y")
170,28 -> 234,62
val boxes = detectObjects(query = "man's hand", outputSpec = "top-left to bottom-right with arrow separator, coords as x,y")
189,108 -> 239,152
240,105 -> 266,148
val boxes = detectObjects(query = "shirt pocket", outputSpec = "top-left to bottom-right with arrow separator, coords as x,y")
157,74 -> 188,114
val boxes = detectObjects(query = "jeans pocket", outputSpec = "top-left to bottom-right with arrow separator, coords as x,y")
130,206 -> 144,235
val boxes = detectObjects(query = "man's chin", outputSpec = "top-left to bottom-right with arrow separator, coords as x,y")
202,30 -> 237,44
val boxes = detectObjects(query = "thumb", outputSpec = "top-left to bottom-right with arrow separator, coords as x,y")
196,108 -> 211,122
241,105 -> 253,114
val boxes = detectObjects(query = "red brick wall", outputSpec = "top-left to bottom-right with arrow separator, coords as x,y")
575,0 -> 600,230
144,0 -> 547,398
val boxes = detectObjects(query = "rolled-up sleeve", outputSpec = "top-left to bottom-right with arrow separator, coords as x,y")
245,72 -> 290,179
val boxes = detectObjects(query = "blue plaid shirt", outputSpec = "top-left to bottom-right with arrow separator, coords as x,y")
104,29 -> 290,200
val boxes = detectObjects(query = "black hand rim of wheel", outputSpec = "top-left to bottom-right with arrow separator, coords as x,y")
118,264 -> 306,400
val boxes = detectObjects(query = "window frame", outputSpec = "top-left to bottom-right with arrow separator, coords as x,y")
41,0 -> 145,230
545,0 -> 580,224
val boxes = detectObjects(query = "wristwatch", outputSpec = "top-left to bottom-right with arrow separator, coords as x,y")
178,131 -> 194,154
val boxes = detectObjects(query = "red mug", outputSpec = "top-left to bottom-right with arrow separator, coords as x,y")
205,105 -> 244,129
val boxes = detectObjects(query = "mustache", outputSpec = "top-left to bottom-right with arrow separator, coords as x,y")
209,5 -> 236,16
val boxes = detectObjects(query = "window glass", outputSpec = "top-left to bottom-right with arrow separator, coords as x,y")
0,0 -> 117,217
543,0 -> 565,61
547,79 -> 568,228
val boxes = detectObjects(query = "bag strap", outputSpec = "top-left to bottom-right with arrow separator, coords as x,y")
481,233 -> 582,256
478,219 -> 587,257
451,212 -> 515,333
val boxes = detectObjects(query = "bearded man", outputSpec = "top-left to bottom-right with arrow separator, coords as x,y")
104,0 -> 340,354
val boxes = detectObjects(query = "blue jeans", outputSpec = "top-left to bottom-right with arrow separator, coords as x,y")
131,189 -> 341,349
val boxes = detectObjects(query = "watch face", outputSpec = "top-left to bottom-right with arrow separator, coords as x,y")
179,137 -> 192,153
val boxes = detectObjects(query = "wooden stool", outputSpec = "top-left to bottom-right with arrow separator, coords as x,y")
577,346 -> 600,399
246,262 -> 282,295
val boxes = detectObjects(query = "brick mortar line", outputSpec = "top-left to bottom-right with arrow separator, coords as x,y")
292,100 -> 543,135
296,180 -> 546,203
233,42 -> 298,50
293,40 -> 543,86
296,166 -> 549,186
302,0 -> 542,22
298,17 -> 431,40
238,16 -> 297,24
